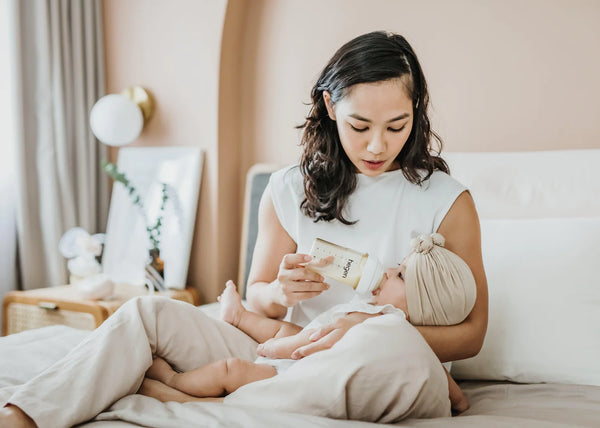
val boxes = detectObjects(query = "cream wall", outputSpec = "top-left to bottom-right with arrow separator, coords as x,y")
103,0 -> 230,303
240,0 -> 600,175
103,0 -> 600,302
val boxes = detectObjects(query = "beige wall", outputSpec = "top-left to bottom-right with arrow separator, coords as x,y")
103,0 -> 230,303
239,0 -> 600,175
103,0 -> 600,302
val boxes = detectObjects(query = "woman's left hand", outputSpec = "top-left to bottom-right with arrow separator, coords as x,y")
290,312 -> 380,359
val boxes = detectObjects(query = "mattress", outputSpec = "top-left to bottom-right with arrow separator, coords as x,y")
1,325 -> 599,427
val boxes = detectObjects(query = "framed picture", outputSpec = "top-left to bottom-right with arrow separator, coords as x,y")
102,147 -> 203,289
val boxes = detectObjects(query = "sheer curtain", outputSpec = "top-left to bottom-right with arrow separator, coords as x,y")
0,0 -> 17,320
9,0 -> 109,290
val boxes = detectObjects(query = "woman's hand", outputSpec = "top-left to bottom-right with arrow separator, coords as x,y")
246,188 -> 332,319
272,254 -> 332,308
290,312 -> 380,359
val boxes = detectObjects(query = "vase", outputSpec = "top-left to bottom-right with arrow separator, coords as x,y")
148,248 -> 164,279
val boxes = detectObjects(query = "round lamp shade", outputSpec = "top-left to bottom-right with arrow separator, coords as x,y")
90,94 -> 144,146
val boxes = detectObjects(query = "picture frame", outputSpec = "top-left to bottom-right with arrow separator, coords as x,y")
101,146 -> 203,289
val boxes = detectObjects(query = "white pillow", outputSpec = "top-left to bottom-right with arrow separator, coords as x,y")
451,217 -> 600,386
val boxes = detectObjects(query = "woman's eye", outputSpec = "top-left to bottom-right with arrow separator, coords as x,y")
388,126 -> 406,133
349,124 -> 368,133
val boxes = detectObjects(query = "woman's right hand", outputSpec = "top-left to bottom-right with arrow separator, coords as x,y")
272,254 -> 332,307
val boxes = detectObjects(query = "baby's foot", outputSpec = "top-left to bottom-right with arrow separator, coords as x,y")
218,280 -> 245,327
146,356 -> 176,385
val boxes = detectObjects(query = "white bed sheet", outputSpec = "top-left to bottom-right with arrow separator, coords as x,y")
2,324 -> 600,427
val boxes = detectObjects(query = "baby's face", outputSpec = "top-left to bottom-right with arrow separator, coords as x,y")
370,263 -> 409,315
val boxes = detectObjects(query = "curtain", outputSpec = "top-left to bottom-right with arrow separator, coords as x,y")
0,0 -> 17,318
10,0 -> 109,290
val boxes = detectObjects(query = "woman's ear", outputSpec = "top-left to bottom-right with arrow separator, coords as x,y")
323,91 -> 336,121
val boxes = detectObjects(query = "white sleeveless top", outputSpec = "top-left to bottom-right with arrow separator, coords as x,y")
269,165 -> 467,327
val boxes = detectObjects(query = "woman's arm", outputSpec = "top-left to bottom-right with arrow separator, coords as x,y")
245,187 -> 329,319
418,190 -> 488,362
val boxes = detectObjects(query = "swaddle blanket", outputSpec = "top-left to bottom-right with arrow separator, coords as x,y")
255,297 -> 405,373
226,313 -> 450,423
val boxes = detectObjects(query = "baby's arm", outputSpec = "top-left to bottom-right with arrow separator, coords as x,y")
258,308 -> 388,359
220,281 -> 302,343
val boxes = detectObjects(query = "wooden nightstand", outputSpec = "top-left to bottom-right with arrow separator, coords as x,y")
2,284 -> 200,336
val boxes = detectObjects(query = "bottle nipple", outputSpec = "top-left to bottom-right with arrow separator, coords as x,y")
355,255 -> 385,295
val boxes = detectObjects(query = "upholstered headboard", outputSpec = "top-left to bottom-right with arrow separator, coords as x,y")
443,150 -> 600,219
238,164 -> 280,298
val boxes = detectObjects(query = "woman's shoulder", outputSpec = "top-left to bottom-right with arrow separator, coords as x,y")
411,170 -> 467,195
270,164 -> 303,195
428,170 -> 466,189
271,164 -> 300,182
269,165 -> 304,216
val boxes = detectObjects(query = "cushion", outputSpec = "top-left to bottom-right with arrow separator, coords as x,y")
451,217 -> 600,386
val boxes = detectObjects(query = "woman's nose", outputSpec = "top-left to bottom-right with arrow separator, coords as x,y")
367,132 -> 385,155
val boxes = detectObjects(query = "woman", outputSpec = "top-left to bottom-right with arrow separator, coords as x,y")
0,31 -> 487,427
246,31 -> 487,363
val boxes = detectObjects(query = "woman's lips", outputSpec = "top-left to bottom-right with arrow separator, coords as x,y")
363,160 -> 385,170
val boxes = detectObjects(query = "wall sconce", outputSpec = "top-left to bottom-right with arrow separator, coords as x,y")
90,86 -> 155,146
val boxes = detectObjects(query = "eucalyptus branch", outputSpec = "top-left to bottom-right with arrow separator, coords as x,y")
102,160 -> 169,251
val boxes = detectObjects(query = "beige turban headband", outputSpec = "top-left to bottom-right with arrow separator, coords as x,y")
404,233 -> 477,326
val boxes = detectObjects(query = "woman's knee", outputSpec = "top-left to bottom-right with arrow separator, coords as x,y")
112,296 -> 177,328
122,295 -> 181,316
120,295 -> 163,310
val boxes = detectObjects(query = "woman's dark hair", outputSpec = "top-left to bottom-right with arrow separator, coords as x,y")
298,31 -> 449,224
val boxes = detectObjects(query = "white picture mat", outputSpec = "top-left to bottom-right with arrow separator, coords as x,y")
102,147 -> 203,289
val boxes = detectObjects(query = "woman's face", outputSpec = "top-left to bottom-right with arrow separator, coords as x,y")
324,78 -> 414,176
371,264 -> 409,315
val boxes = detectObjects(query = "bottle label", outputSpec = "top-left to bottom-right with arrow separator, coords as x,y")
306,238 -> 368,288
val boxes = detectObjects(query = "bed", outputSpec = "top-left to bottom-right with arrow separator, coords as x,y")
1,150 -> 599,427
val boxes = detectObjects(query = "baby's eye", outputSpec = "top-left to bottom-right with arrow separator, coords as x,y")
397,271 -> 403,280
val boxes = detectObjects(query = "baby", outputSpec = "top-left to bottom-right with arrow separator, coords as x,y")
146,233 -> 476,412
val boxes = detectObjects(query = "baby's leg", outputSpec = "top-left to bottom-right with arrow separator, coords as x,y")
219,281 -> 302,343
146,356 -> 276,397
445,369 -> 469,414
138,378 -> 225,403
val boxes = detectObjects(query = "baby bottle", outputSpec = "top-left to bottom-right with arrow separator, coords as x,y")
306,238 -> 384,295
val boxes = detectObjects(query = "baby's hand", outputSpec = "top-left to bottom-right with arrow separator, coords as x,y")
257,329 -> 316,359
